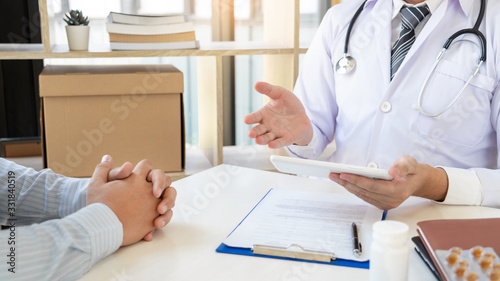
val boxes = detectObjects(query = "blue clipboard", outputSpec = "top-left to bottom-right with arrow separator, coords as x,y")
215,189 -> 388,269
216,243 -> 372,268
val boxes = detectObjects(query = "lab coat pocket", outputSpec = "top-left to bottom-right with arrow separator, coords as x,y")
416,59 -> 495,148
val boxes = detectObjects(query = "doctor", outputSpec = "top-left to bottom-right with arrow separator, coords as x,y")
245,0 -> 500,210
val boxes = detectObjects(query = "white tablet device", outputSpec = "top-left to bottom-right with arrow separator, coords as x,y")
270,155 -> 393,180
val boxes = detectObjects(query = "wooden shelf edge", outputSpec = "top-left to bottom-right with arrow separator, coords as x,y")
0,42 -> 307,60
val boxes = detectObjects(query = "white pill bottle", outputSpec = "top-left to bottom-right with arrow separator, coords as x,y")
369,220 -> 410,281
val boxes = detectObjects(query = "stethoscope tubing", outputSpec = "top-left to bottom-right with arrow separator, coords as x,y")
415,48 -> 484,118
443,28 -> 486,61
336,0 -> 487,118
416,0 -> 486,118
343,0 -> 367,55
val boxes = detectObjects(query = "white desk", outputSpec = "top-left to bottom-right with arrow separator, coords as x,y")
79,165 -> 500,281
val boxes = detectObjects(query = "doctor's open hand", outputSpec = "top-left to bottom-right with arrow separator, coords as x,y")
87,157 -> 176,246
329,155 -> 449,210
244,82 -> 314,148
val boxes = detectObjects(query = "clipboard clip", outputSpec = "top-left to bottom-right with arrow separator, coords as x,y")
252,243 -> 336,262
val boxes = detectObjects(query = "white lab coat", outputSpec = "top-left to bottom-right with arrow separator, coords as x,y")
289,0 -> 500,207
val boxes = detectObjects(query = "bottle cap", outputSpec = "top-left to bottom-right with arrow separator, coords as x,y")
373,220 -> 409,245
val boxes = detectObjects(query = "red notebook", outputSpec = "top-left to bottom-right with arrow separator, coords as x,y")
417,218 -> 500,280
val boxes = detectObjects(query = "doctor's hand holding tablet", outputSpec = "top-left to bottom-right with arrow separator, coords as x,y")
244,82 -> 449,210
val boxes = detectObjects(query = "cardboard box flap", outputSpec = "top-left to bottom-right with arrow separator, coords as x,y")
39,64 -> 183,97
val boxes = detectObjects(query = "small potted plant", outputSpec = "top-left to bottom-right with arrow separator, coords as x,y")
64,10 -> 90,51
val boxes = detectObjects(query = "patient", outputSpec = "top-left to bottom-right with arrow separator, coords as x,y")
0,155 -> 176,280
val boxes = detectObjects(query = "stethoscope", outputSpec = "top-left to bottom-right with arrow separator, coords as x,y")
335,0 -> 487,118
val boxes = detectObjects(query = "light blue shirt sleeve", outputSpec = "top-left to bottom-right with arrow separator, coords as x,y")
0,158 -> 123,280
0,158 -> 89,226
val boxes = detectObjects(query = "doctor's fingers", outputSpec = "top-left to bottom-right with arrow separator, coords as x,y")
254,81 -> 290,100
389,155 -> 419,179
255,130 -> 295,148
255,131 -> 278,145
344,185 -> 399,210
267,137 -> 293,149
329,173 -> 408,210
244,109 -> 264,125
247,123 -> 270,139
340,173 -> 413,200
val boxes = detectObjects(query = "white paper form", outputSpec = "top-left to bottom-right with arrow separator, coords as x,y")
223,188 -> 385,261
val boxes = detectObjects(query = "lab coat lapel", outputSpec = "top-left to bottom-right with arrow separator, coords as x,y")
392,0 -> 449,80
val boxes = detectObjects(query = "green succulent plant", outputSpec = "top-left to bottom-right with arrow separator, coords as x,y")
64,10 -> 89,26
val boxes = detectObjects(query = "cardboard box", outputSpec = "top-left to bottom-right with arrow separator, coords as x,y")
39,64 -> 185,177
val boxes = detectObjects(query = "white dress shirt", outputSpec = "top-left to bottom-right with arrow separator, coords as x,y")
287,0 -> 500,207
0,158 -> 122,280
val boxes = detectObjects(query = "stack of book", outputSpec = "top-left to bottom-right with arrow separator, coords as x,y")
106,12 -> 199,50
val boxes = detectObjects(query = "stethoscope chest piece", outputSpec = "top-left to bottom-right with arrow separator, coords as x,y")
335,54 -> 356,74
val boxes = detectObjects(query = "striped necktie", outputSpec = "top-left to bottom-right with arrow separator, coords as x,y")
390,5 -> 431,80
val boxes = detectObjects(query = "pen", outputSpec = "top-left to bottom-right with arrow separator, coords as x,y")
352,222 -> 362,258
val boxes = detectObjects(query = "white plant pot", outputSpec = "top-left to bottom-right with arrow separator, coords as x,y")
65,25 -> 90,51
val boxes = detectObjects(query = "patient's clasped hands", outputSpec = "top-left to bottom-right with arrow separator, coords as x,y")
86,155 -> 177,246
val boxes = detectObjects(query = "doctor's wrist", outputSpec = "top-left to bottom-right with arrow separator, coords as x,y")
292,124 -> 314,146
415,165 -> 449,202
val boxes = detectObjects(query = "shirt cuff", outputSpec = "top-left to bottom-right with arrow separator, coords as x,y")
285,126 -> 320,159
68,203 -> 123,269
437,166 -> 484,205
59,177 -> 91,218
